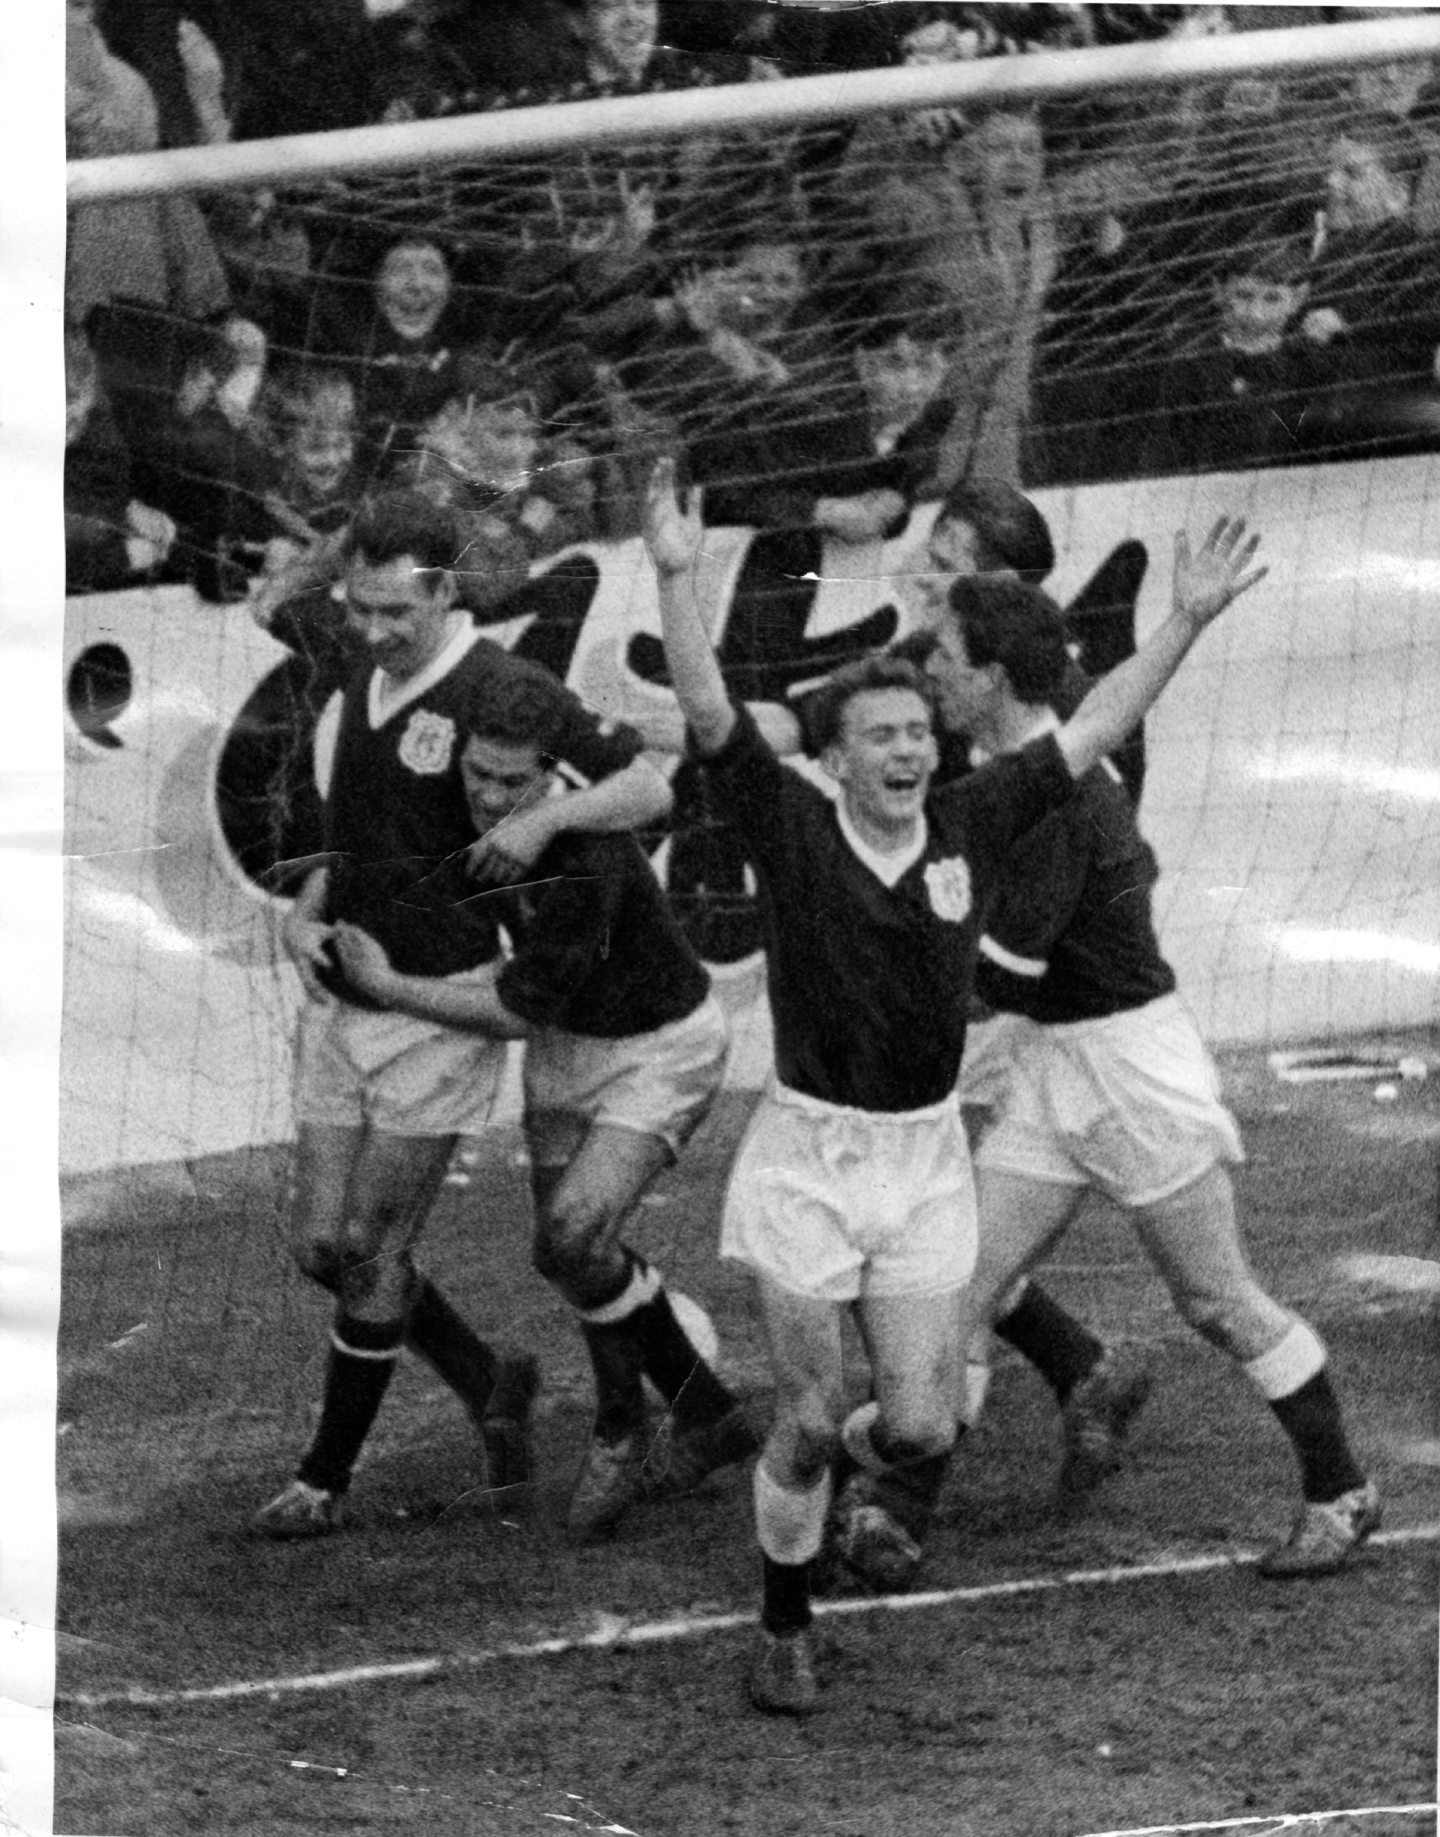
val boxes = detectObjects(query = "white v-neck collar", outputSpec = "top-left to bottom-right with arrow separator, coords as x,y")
368,617 -> 478,727
835,800 -> 928,888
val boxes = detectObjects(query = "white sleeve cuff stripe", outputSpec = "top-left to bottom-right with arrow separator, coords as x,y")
979,935 -> 1048,978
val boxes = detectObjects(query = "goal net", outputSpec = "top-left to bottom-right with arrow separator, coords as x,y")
61,11 -> 1440,1494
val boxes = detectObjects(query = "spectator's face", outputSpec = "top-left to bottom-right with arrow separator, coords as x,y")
343,552 -> 456,680
1219,275 -> 1306,351
1353,57 -> 1431,118
899,19 -> 982,64
1221,75 -> 1282,122
723,243 -> 807,341
291,383 -> 357,497
1325,135 -> 1410,230
376,241 -> 452,341
460,736 -> 552,830
971,112 -> 1045,209
857,333 -> 952,431
828,688 -> 938,835
583,0 -> 659,83
442,397 -> 541,490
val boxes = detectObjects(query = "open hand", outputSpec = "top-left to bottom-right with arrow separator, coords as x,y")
642,457 -> 704,576
1172,516 -> 1267,633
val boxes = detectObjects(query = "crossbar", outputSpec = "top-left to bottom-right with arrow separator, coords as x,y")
67,13 -> 1440,205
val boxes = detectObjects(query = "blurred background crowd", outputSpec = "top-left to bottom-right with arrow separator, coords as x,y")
65,0 -> 1440,609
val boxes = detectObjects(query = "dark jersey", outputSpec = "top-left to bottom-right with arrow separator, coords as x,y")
490,830 -> 710,1039
320,625 -> 643,1006
974,760 -> 1175,1025
703,705 -> 1074,1111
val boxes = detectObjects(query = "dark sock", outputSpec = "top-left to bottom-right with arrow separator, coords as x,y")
1269,1368 -> 1367,1502
404,1277 -> 498,1414
629,1280 -> 735,1430
297,1313 -> 403,1495
868,1426 -> 958,1544
761,1554 -> 813,1637
994,1283 -> 1105,1404
577,1266 -> 648,1445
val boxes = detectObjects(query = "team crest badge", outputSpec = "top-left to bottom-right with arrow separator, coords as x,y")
398,709 -> 456,776
923,856 -> 972,924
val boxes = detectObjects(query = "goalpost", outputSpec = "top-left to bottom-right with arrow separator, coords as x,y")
60,11 -> 1440,1486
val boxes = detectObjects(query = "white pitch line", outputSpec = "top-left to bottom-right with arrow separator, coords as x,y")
58,1524 -> 1440,1711
1078,1802 -> 1437,1837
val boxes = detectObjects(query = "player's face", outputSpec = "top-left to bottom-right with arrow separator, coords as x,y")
460,736 -> 552,829
343,553 -> 456,681
924,617 -> 997,740
912,513 -> 981,623
829,688 -> 938,837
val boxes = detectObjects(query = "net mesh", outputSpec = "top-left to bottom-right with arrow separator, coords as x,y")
61,19 -> 1440,1489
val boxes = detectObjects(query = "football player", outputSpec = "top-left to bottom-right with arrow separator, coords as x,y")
254,489 -> 673,1536
331,673 -> 759,1541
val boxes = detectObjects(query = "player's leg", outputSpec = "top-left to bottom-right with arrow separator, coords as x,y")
1132,1163 -> 1378,1575
748,1273 -> 845,1716
828,1102 -> 973,1592
966,1168 -> 1152,1497
256,1123 -> 455,1535
966,1020 -> 1150,1446
833,1287 -> 961,1592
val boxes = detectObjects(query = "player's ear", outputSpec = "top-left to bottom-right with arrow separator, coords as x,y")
430,566 -> 458,611
819,740 -> 847,787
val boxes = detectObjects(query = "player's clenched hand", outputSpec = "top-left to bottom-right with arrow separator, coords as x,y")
465,802 -> 554,885
642,458 -> 703,577
332,921 -> 396,999
1172,517 -> 1267,633
281,908 -> 337,1004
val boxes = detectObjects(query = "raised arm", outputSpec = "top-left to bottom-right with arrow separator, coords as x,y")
1056,518 -> 1266,782
642,458 -> 736,757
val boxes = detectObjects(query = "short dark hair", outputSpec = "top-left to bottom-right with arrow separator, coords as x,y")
464,669 -> 564,764
935,477 -> 1055,584
346,490 -> 458,576
810,653 -> 938,753
946,575 -> 1069,706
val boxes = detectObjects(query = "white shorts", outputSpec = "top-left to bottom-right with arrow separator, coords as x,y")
958,1011 -> 1036,1113
293,976 -> 506,1137
522,995 -> 729,1165
720,1081 -> 977,1303
975,994 -> 1244,1208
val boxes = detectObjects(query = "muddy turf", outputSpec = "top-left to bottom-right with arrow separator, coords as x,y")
57,1045 -> 1439,1837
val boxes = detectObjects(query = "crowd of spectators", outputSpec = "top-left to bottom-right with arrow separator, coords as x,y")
65,0 -> 1440,604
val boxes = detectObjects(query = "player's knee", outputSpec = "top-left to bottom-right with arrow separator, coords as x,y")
532,1192 -> 620,1290
338,1250 -> 409,1316
876,1412 -> 956,1465
1174,1286 -> 1260,1357
777,1398 -> 840,1487
293,1237 -> 345,1292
